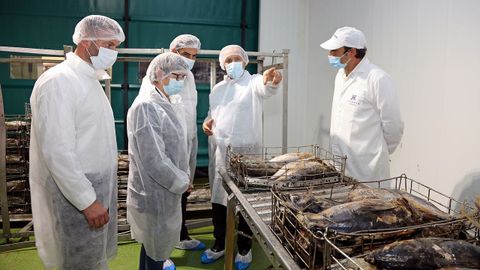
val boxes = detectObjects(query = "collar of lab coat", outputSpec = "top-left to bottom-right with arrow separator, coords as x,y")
151,85 -> 182,104
65,52 -> 110,80
342,57 -> 370,79
151,84 -> 171,104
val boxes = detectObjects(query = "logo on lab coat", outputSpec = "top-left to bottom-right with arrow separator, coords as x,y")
348,94 -> 360,105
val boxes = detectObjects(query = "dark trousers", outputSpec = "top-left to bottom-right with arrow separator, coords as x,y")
180,191 -> 190,241
212,203 -> 252,254
139,244 -> 164,270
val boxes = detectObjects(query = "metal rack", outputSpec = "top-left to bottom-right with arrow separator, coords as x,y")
4,114 -> 31,215
220,168 -> 365,270
0,45 -> 290,250
221,170 -> 480,270
227,144 -> 346,189
220,168 -> 301,270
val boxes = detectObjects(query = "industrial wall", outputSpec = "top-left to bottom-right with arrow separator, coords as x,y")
259,0 -> 480,203
259,0 -> 309,148
0,0 -> 260,167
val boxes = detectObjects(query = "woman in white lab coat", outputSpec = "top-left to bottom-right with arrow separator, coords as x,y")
127,52 -> 191,270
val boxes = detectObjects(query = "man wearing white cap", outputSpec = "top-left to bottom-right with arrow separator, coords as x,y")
29,15 -> 124,269
168,34 -> 207,252
320,26 -> 404,181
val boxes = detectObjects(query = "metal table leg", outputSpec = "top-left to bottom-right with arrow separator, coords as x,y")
220,169 -> 301,270
224,193 -> 237,270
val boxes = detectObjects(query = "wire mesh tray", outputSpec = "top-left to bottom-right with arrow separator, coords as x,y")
270,174 -> 479,269
226,145 -> 346,189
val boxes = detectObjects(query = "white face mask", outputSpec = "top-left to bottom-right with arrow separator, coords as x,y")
88,43 -> 118,70
179,55 -> 195,70
226,61 -> 244,80
163,78 -> 185,96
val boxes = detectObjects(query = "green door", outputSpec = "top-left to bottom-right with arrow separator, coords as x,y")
0,0 -> 260,168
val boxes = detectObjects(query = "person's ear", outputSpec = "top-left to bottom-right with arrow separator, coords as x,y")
161,76 -> 170,86
349,48 -> 357,58
78,40 -> 90,50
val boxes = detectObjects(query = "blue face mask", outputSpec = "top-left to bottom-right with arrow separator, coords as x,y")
226,61 -> 244,80
163,78 -> 184,96
328,50 -> 350,69
180,55 -> 195,70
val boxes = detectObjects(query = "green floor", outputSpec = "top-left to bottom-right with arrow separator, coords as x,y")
0,226 -> 272,270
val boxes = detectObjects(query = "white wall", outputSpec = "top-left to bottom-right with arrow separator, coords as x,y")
258,0 -> 309,147
260,0 -> 480,202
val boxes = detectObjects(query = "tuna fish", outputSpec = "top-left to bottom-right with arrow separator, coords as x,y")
400,191 -> 451,222
301,198 -> 417,233
364,238 -> 480,270
269,159 -> 336,181
346,186 -> 403,202
229,155 -> 283,177
268,152 -> 315,163
231,151 -> 333,179
347,186 -> 451,222
283,192 -> 337,214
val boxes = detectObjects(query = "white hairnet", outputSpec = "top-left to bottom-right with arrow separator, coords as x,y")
147,52 -> 189,83
219,45 -> 249,70
169,34 -> 201,51
72,15 -> 125,45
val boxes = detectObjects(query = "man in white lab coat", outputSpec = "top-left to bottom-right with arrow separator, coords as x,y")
168,34 -> 207,252
29,15 -> 124,269
320,26 -> 404,181
202,45 -> 282,270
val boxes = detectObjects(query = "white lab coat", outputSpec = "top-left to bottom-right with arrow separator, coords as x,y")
29,52 -> 118,270
177,71 -> 198,181
126,78 -> 190,261
330,57 -> 404,181
205,71 -> 279,206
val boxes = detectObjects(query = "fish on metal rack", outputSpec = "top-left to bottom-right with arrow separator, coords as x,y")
268,152 -> 315,163
231,155 -> 284,177
347,186 -> 451,222
459,196 -> 480,231
364,238 -> 480,270
346,186 -> 403,202
283,191 -> 337,214
301,198 -> 417,233
118,154 -> 129,170
269,159 -> 335,181
400,191 -> 451,222
188,188 -> 211,202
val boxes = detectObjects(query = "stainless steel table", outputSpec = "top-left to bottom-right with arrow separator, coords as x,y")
220,169 -> 301,270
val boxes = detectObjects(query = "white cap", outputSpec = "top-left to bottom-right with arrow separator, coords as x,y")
320,26 -> 366,50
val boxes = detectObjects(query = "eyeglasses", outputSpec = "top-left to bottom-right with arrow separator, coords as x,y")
169,73 -> 186,81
